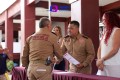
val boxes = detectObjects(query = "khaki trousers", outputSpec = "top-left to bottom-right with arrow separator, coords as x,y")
27,61 -> 52,80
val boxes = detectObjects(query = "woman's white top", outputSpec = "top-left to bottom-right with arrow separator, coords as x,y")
101,27 -> 120,65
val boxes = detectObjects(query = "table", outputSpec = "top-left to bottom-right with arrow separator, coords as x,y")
52,70 -> 120,80
11,67 -> 28,80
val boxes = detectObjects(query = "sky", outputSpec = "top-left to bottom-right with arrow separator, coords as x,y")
0,0 -> 16,14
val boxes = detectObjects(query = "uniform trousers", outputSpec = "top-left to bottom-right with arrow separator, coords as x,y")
27,60 -> 52,80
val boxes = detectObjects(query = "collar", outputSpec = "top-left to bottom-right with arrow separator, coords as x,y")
76,33 -> 82,40
38,27 -> 50,33
71,33 -> 82,40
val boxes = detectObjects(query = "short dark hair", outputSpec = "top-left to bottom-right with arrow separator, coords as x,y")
39,17 -> 50,28
70,20 -> 79,28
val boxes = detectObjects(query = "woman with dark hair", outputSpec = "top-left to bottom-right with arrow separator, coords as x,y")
96,11 -> 120,78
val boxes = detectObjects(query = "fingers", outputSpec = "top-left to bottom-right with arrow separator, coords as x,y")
76,64 -> 84,69
96,59 -> 104,67
51,58 -> 56,63
98,64 -> 104,71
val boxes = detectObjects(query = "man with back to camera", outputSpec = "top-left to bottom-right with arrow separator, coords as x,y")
22,17 -> 63,80
61,21 -> 95,74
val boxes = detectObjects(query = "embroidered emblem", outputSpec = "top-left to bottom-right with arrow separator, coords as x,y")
32,34 -> 49,41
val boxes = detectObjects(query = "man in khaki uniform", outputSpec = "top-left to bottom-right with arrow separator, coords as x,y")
22,17 -> 63,80
61,21 -> 95,74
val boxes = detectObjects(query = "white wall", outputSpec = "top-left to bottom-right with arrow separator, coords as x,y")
36,20 -> 66,36
35,20 -> 40,32
1,42 -> 21,53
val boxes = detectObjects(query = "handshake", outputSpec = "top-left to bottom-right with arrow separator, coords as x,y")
45,56 -> 61,66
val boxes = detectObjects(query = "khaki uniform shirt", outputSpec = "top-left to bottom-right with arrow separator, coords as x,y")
61,33 -> 95,74
22,28 -> 63,68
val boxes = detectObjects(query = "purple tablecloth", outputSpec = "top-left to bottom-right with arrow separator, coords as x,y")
11,67 -> 28,80
52,70 -> 120,80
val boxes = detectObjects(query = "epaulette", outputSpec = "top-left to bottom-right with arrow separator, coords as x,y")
64,35 -> 70,38
51,32 -> 57,36
82,35 -> 88,39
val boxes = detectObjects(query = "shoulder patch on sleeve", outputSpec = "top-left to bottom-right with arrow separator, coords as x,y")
51,32 -> 57,36
27,35 -> 32,42
64,35 -> 70,38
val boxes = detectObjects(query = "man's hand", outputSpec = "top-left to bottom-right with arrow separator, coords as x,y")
51,56 -> 63,64
76,63 -> 84,69
51,57 -> 56,64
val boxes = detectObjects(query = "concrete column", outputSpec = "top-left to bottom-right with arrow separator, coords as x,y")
35,20 -> 39,32
21,0 -> 35,56
5,11 -> 13,54
71,0 -> 99,74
